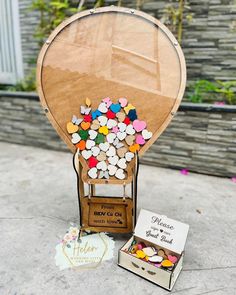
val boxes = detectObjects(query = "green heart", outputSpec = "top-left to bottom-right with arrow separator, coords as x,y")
78,129 -> 89,140
95,133 -> 105,144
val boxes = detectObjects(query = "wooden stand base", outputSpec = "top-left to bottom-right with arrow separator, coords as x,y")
73,151 -> 139,234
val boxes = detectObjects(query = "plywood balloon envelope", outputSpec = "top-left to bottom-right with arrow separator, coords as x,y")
37,6 -> 186,233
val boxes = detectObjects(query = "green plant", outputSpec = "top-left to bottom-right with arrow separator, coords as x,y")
188,80 -> 236,105
0,69 -> 36,92
215,80 -> 236,105
161,0 -> 193,44
30,0 -> 78,46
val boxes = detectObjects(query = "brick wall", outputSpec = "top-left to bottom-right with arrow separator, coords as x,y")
18,0 -> 236,83
0,91 -> 235,177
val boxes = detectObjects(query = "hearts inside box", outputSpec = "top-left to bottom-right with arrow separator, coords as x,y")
66,97 -> 153,180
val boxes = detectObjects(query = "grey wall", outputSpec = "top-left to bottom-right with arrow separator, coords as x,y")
18,0 -> 236,83
142,0 -> 236,83
19,0 -> 39,77
0,91 -> 235,177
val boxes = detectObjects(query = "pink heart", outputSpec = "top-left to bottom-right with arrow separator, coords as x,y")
112,126 -> 119,134
168,255 -> 178,264
136,135 -> 145,145
154,263 -> 162,268
119,97 -> 128,107
103,97 -> 112,107
133,120 -> 146,132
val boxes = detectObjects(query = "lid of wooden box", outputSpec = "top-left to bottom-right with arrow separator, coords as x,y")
134,209 -> 189,254
37,6 -> 186,156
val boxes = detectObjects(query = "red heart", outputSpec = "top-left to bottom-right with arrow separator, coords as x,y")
83,114 -> 92,122
106,110 -> 116,119
88,156 -> 98,168
123,117 -> 130,125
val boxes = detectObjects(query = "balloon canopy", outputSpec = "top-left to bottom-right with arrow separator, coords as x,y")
37,6 -> 186,157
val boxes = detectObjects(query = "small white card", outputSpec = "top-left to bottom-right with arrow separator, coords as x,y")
134,209 -> 189,254
55,226 -> 115,270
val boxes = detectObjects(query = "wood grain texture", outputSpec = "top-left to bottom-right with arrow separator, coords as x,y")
37,6 -> 186,157
80,196 -> 134,233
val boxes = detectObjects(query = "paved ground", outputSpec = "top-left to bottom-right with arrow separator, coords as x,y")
0,142 -> 235,295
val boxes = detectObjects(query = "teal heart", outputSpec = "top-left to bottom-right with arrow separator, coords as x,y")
110,103 -> 121,114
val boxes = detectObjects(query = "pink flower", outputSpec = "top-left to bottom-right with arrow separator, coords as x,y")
231,177 -> 236,183
180,169 -> 189,175
112,126 -> 119,134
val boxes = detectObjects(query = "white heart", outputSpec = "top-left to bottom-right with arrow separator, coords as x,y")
89,130 -> 97,140
117,131 -> 126,141
81,150 -> 92,160
126,124 -> 135,135
142,129 -> 153,140
107,119 -> 117,129
98,116 -> 108,126
125,152 -> 134,162
108,165 -> 118,176
108,155 -> 119,166
98,102 -> 108,113
113,138 -> 124,148
91,146 -> 100,157
107,133 -> 116,144
96,161 -> 107,171
115,168 -> 125,180
99,142 -> 110,152
117,158 -> 127,169
115,142 -> 124,149
88,167 -> 97,179
86,140 -> 95,150
71,133 -> 81,144
106,146 -> 116,157
118,122 -> 126,132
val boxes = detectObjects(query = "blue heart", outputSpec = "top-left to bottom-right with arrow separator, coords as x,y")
128,109 -> 137,121
110,103 -> 121,114
92,109 -> 102,120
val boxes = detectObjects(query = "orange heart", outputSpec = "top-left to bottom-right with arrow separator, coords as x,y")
66,122 -> 79,134
81,122 -> 90,130
76,140 -> 86,151
129,143 -> 140,153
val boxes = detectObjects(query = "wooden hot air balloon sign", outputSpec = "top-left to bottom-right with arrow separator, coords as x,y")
37,6 -> 186,234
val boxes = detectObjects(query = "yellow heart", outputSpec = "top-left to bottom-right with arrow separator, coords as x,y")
66,122 -> 79,134
99,126 -> 109,135
136,250 -> 146,259
161,260 -> 173,267
124,103 -> 135,115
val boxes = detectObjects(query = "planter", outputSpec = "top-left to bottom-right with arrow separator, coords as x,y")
0,91 -> 235,177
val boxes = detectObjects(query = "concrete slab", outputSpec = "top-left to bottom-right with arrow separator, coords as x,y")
0,142 -> 235,295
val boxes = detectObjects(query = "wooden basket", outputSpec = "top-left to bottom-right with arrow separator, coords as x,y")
73,150 -> 139,234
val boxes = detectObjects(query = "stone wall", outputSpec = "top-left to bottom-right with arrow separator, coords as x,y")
18,0 -> 236,83
18,0 -> 39,76
0,91 -> 235,177
141,0 -> 236,83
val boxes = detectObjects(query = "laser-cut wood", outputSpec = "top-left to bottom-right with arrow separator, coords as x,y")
37,6 -> 186,158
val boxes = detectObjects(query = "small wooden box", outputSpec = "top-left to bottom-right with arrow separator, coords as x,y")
118,209 -> 189,291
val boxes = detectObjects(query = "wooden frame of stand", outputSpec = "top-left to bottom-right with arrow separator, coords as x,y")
36,6 -> 186,235
73,150 -> 139,234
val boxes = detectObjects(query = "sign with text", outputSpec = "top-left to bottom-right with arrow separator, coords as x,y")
88,201 -> 127,228
135,209 -> 189,254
